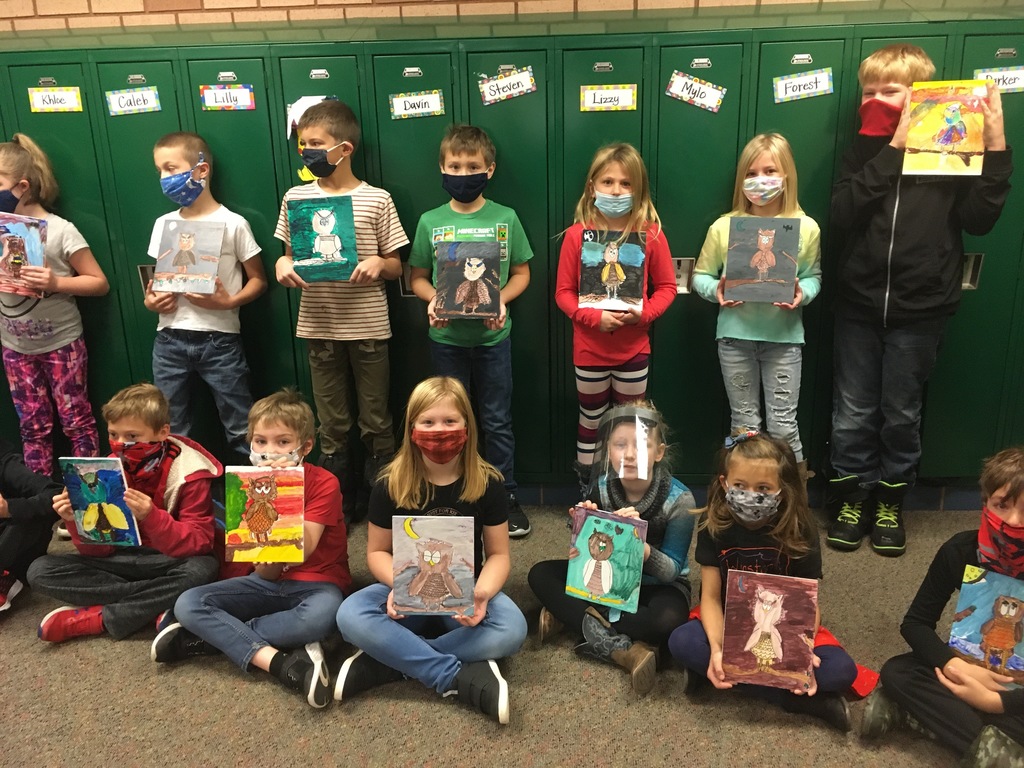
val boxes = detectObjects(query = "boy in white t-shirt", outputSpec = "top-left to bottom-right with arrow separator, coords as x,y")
145,132 -> 268,464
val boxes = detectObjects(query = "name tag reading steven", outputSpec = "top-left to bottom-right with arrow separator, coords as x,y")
773,68 -> 834,103
975,67 -> 1024,94
199,84 -> 256,111
580,84 -> 637,112
28,87 -> 83,113
390,90 -> 445,119
479,67 -> 537,106
665,71 -> 727,113
105,87 -> 162,116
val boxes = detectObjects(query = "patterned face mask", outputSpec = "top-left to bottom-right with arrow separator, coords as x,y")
725,487 -> 782,526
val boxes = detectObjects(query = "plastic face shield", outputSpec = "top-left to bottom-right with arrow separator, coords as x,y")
592,406 -> 661,486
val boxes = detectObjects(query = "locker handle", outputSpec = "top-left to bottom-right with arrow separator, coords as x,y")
217,71 -> 237,82
690,58 -> 712,69
309,69 -> 330,80
791,54 -> 813,65
37,76 -> 57,87
403,67 -> 423,78
497,64 -> 517,74
127,74 -> 147,85
593,62 -> 614,73
995,48 -> 1017,59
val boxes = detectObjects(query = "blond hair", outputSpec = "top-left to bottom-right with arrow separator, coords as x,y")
154,131 -> 213,170
101,383 -> 170,433
439,124 -> 495,167
384,377 -> 502,508
731,133 -> 802,217
981,447 -> 1024,504
698,433 -> 815,557
572,143 -> 661,245
0,134 -> 59,208
297,99 -> 361,150
247,389 -> 315,446
859,43 -> 936,88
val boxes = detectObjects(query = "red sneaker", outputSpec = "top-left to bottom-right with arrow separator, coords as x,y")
0,570 -> 23,613
38,605 -> 105,642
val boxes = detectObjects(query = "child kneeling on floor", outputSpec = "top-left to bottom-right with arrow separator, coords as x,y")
862,446 -> 1024,765
29,383 -> 222,643
334,376 -> 527,723
153,389 -> 349,709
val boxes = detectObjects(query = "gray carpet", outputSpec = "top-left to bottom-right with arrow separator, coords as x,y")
1,506 -> 971,767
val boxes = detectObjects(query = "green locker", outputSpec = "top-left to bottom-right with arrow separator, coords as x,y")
92,56 -> 186,384
920,32 -> 1024,476
2,59 -> 135,447
650,38 -> 748,480
465,46 -> 554,479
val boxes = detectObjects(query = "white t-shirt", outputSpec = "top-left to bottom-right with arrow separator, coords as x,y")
274,181 -> 408,341
147,205 -> 261,335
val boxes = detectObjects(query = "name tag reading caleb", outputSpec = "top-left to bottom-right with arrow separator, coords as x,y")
772,68 -> 834,104
580,84 -> 638,112
390,90 -> 445,120
105,87 -> 162,116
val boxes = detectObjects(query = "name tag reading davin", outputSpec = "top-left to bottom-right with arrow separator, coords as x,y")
390,90 -> 445,120
580,84 -> 638,112
772,68 -> 834,104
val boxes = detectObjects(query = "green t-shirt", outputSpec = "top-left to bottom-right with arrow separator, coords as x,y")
409,199 -> 534,347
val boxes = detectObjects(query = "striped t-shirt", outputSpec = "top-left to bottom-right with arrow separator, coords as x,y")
274,180 -> 409,341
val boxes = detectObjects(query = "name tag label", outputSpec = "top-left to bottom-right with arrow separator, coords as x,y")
28,87 -> 83,113
773,68 -> 834,103
975,67 -> 1024,94
200,84 -> 256,111
580,84 -> 638,112
106,87 -> 162,116
479,67 -> 537,105
390,90 -> 445,119
665,71 -> 727,113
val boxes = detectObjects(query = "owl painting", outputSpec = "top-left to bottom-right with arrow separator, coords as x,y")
980,595 -> 1024,674
749,228 -> 777,282
171,231 -> 197,271
242,474 -> 279,544
408,538 -> 464,612
453,256 -> 493,315
743,587 -> 785,672
311,209 -> 342,261
582,530 -> 615,597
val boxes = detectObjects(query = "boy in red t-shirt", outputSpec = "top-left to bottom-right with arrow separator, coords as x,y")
152,390 -> 350,709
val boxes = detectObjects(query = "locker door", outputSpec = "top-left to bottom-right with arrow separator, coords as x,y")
370,51 -> 455,407
921,34 -> 1024,476
466,48 -> 553,480
754,36 -> 850,472
95,58 -> 184,384
651,41 -> 747,479
4,61 -> 134,440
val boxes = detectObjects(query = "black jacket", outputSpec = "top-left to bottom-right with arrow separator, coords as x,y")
831,136 -> 1013,327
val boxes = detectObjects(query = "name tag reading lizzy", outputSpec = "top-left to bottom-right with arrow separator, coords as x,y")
665,71 -> 727,113
28,87 -> 83,113
200,84 -> 256,111
773,68 -> 834,103
580,84 -> 637,112
975,67 -> 1024,94
479,67 -> 537,106
390,90 -> 445,120
106,87 -> 162,116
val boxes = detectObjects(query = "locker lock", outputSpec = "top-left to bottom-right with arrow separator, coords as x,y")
593,62 -> 614,73
996,48 -> 1017,59
790,54 -> 813,65
690,58 -> 712,69
403,67 -> 423,78
37,76 -> 57,87
217,71 -> 237,82
127,74 -> 147,85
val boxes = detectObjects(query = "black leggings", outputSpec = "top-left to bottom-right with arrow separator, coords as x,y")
527,558 -> 691,646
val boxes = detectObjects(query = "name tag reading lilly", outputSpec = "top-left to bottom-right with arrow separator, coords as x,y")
975,67 -> 1024,94
200,84 -> 256,111
479,67 -> 537,105
105,87 -> 161,116
580,84 -> 637,112
390,90 -> 445,120
772,68 -> 834,103
28,87 -> 83,113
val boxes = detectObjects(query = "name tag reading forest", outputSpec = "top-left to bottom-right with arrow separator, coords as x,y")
975,67 -> 1024,94
390,90 -> 445,120
772,68 -> 834,103
105,87 -> 161,116
199,84 -> 256,111
580,84 -> 638,112
28,87 -> 83,113
665,71 -> 727,113
479,66 -> 537,105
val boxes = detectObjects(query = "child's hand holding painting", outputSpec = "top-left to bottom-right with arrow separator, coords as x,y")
123,488 -> 155,522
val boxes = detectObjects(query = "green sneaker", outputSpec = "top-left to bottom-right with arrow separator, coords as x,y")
962,725 -> 1024,768
860,687 -> 905,740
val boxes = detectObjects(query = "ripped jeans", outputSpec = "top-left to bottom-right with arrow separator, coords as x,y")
717,338 -> 803,460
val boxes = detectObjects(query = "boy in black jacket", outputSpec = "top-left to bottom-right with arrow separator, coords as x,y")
826,43 -> 1012,557
861,446 -> 1024,764
0,438 -> 63,611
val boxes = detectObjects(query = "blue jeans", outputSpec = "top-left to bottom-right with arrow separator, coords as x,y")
430,338 -> 515,491
830,315 -> 946,487
153,328 -> 253,462
718,338 -> 804,460
336,582 -> 527,693
174,573 -> 344,670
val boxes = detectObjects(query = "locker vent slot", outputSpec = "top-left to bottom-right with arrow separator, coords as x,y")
403,67 -> 423,78
996,48 -> 1017,59
217,71 -> 237,82
309,69 -> 330,80
790,54 -> 813,65
690,58 -> 712,69
127,74 -> 147,85
963,253 -> 984,290
593,62 -> 614,73
37,77 -> 57,87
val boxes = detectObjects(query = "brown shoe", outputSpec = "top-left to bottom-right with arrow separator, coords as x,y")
611,641 -> 657,696
538,607 -> 562,644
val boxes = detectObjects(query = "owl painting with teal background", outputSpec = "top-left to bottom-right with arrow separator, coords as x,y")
286,196 -> 358,282
565,506 -> 648,613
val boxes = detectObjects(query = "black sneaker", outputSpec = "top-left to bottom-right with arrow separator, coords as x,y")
150,622 -> 219,663
871,481 -> 908,557
449,660 -> 509,724
333,649 -> 404,702
825,475 -> 870,551
860,686 -> 905,740
507,493 -> 531,539
277,643 -> 331,708
782,691 -> 851,732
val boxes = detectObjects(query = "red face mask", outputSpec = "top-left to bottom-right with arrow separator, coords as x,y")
858,98 -> 903,137
411,428 -> 468,465
978,505 -> 1024,578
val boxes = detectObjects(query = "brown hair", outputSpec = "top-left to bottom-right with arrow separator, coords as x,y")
730,133 -> 802,217
438,124 -> 496,167
297,99 -> 361,150
981,447 -> 1024,503
698,433 -> 815,557
0,133 -> 59,208
384,376 -> 502,508
101,383 -> 170,432
154,131 -> 213,170
572,143 -> 661,245
247,389 -> 315,446
859,43 -> 936,88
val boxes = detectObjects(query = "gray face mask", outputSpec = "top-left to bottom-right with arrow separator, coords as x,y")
249,449 -> 302,466
725,487 -> 781,526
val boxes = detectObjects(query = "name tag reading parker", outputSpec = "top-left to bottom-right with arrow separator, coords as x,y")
975,66 -> 1024,94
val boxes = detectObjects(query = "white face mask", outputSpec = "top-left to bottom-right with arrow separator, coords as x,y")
742,176 -> 784,206
249,448 -> 302,466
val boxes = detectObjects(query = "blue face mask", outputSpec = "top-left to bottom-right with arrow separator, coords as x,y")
0,188 -> 20,214
160,154 -> 206,208
301,143 -> 344,179
594,191 -> 633,218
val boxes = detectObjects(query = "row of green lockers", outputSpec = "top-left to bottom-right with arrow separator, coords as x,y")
0,20 -> 1022,485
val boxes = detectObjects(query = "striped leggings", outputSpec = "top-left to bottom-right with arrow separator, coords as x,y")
574,353 -> 649,464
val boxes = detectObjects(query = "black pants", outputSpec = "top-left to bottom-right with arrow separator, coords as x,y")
527,558 -> 691,646
0,516 -> 54,583
881,652 -> 1024,755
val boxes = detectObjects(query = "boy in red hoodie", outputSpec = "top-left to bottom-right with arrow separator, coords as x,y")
28,383 -> 222,642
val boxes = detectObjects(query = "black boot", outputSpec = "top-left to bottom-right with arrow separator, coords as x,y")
825,475 -> 870,551
575,607 -> 657,695
573,460 -> 593,502
319,452 -> 357,522
351,452 -> 392,524
871,481 -> 908,557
